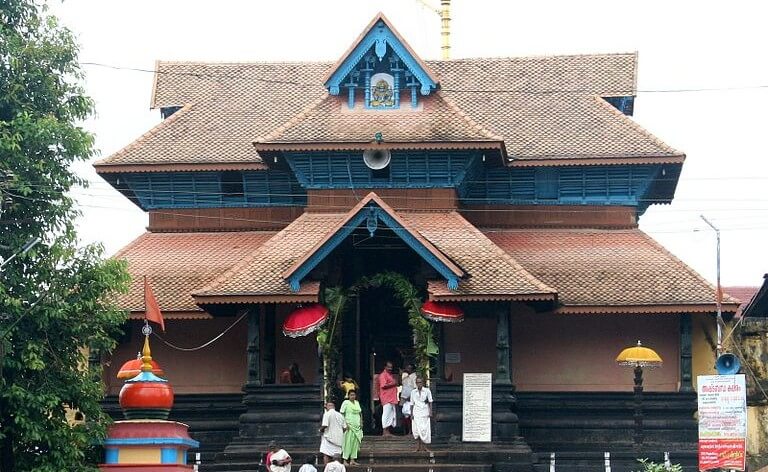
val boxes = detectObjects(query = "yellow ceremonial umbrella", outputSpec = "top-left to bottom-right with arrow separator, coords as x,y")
616,340 -> 663,367
616,340 -> 662,451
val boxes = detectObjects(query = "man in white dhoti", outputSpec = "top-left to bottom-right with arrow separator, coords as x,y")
378,361 -> 398,436
319,401 -> 346,464
409,377 -> 433,452
268,441 -> 292,472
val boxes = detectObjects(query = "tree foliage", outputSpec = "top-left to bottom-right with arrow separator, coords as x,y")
0,1 -> 129,470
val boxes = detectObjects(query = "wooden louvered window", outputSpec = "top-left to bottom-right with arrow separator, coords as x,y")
221,171 -> 244,201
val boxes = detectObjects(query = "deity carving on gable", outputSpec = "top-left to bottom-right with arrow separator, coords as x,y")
369,73 -> 395,108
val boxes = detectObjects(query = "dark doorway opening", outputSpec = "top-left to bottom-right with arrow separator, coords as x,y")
342,286 -> 412,434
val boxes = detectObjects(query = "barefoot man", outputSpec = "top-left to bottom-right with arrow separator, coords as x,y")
409,377 -> 433,452
378,361 -> 398,436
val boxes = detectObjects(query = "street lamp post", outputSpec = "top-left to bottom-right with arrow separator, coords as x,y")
616,340 -> 663,452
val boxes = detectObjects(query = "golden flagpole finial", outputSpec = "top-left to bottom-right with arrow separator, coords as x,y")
140,321 -> 153,372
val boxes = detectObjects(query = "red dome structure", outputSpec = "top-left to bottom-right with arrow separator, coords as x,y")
118,336 -> 174,420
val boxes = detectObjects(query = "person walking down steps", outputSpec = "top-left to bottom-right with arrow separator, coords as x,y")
340,390 -> 363,466
410,377 -> 433,452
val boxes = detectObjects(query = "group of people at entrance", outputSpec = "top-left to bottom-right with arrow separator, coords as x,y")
378,361 -> 433,450
319,361 -> 434,468
267,360 -> 433,472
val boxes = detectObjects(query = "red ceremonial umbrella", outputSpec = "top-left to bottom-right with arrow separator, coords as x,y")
420,300 -> 464,323
283,303 -> 329,337
117,356 -> 165,379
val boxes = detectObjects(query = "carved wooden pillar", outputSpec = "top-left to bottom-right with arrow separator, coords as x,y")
435,323 -> 445,383
679,313 -> 694,392
496,308 -> 512,385
246,306 -> 261,387
263,304 -> 276,384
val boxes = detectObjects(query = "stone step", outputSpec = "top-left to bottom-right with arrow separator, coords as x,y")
530,450 -> 699,472
202,465 -> 494,472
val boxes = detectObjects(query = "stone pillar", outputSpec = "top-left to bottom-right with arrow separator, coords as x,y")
492,305 -> 519,440
246,306 -> 261,387
679,313 -> 693,392
263,304 -> 276,384
496,308 -> 512,385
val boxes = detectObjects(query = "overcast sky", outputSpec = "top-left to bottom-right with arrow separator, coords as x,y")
53,0 -> 768,289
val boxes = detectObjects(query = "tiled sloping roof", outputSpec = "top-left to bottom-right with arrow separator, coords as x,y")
723,286 -> 759,306
254,93 -> 502,148
724,285 -> 760,318
485,229 -> 740,313
427,53 -> 637,98
112,231 -> 276,313
96,62 -> 330,169
151,61 -> 331,110
193,204 -> 556,303
192,213 -> 346,302
96,52 -> 682,170
402,212 -> 556,301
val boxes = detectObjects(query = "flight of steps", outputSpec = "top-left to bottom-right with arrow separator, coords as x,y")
202,436 -> 532,472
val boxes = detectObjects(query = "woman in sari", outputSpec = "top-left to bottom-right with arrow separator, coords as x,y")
339,390 -> 363,466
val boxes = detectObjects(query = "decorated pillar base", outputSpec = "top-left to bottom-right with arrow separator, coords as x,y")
223,383 -> 322,455
100,420 -> 199,471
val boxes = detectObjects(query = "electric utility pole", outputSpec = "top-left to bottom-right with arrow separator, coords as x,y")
700,215 -> 724,356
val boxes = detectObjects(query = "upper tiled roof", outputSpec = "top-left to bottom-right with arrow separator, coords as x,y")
95,51 -> 683,171
113,231 -> 275,313
486,228 -> 740,313
96,62 -> 330,171
254,93 -> 502,149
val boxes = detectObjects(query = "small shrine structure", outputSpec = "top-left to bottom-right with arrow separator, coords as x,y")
101,326 -> 199,470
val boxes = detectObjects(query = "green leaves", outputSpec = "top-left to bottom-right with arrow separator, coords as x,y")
323,272 -> 438,382
0,1 -> 130,470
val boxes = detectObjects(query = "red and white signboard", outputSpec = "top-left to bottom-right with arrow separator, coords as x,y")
697,374 -> 747,471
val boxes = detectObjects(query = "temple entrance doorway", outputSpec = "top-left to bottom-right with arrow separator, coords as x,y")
342,285 -> 412,434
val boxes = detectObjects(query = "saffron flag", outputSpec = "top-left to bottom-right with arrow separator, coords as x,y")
144,276 -> 165,332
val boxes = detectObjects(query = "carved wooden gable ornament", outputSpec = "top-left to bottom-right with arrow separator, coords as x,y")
323,13 -> 439,109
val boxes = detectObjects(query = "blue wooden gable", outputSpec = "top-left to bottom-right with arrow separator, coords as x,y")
285,195 -> 463,292
324,14 -> 438,109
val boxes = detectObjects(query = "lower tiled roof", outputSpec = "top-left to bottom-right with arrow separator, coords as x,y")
485,228 -> 740,313
193,204 -> 556,303
113,231 -> 276,313
113,216 -> 733,314
192,213 -> 346,302
401,212 -> 556,301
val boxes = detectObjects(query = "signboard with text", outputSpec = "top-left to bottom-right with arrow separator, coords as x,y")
462,373 -> 492,442
697,374 -> 747,471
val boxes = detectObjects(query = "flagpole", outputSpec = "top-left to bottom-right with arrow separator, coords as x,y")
142,275 -> 152,337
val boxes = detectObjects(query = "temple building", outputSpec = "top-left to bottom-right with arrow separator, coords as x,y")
97,13 -> 740,471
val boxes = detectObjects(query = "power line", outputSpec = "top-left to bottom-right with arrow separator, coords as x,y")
80,61 -> 768,96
